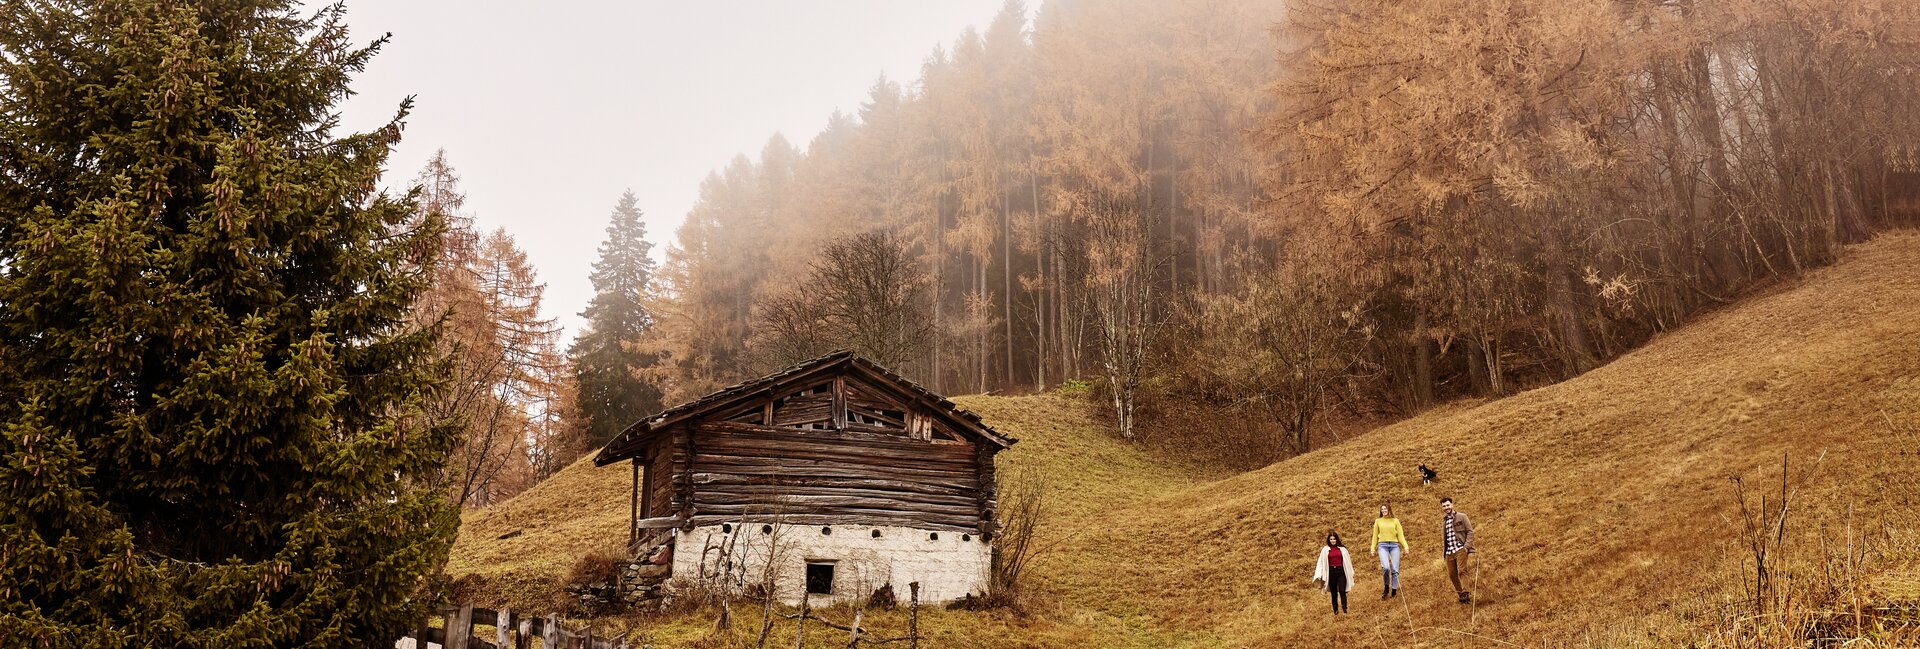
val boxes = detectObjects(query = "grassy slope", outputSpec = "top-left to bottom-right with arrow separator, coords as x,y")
450,233 -> 1920,646
1062,232 -> 1920,646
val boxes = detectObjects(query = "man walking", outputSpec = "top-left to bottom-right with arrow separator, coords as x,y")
1441,497 -> 1476,604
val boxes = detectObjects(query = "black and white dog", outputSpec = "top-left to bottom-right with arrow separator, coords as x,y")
1418,464 -> 1438,486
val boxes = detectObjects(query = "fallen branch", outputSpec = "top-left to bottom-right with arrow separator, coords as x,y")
1406,625 -> 1526,647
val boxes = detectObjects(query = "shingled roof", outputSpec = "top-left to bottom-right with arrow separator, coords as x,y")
592,350 -> 1014,466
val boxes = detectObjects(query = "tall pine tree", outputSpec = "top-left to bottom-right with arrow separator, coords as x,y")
571,191 -> 665,447
0,2 -> 457,645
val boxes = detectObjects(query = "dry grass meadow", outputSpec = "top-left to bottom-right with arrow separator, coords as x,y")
448,233 -> 1920,647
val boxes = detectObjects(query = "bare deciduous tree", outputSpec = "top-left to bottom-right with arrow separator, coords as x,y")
1082,195 -> 1167,439
1191,259 -> 1368,453
750,231 -> 935,371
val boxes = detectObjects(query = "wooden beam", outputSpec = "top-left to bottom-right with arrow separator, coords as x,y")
680,427 -> 696,519
629,459 -> 640,548
831,376 -> 848,430
634,516 -> 687,530
639,448 -> 654,520
687,513 -> 980,533
976,443 -> 997,537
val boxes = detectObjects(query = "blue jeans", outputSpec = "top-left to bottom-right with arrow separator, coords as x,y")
1377,542 -> 1402,589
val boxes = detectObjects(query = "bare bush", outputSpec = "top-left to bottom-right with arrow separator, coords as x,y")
984,470 -> 1056,611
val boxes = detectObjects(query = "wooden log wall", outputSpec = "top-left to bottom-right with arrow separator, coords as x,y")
644,434 -> 676,519
681,421 -> 985,532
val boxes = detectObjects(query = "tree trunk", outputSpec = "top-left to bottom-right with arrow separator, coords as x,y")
1003,188 -> 1014,390
1411,311 -> 1433,409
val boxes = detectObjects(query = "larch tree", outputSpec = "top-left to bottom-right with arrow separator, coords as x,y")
444,229 -> 560,508
0,1 -> 457,645
570,190 -> 665,448
403,155 -> 558,508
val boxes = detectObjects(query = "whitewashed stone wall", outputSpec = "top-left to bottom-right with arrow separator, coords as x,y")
670,522 -> 990,606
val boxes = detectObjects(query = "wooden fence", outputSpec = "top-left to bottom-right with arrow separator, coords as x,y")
397,604 -> 632,649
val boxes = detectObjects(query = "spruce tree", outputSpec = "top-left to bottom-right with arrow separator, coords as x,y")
0,2 -> 457,646
570,191 -> 665,447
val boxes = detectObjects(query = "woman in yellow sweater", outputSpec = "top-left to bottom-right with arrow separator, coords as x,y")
1370,503 -> 1409,599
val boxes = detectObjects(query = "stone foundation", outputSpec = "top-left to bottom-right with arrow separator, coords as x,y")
671,522 -> 990,606
564,532 -> 673,615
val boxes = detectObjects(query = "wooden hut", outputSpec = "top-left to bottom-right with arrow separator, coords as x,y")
592,351 -> 1015,604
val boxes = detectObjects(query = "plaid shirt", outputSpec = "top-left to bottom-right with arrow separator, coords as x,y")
1444,513 -> 1462,554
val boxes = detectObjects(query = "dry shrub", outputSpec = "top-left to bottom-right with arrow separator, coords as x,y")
1651,454 -> 1919,647
1133,390 -> 1290,471
866,583 -> 897,611
559,547 -> 630,615
1131,375 -> 1395,472
564,549 -> 627,589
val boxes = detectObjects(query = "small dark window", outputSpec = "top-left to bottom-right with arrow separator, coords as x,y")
962,534 -> 971,542
805,562 -> 836,595
871,529 -> 882,539
722,523 -> 733,534
821,526 -> 832,536
762,525 -> 773,534
928,532 -> 939,541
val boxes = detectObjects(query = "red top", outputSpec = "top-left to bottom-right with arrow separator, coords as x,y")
1328,547 -> 1344,568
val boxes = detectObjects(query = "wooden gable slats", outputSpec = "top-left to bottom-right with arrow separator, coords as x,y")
769,399 -> 833,428
595,351 -> 1012,468
848,405 -> 906,428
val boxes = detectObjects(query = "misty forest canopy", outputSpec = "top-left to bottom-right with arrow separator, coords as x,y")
0,1 -> 458,645
636,0 -> 1918,449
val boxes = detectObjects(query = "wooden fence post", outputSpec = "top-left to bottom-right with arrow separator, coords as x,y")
444,603 -> 473,649
908,582 -> 920,649
845,608 -> 863,648
792,591 -> 809,649
399,603 -> 646,649
496,606 -> 512,649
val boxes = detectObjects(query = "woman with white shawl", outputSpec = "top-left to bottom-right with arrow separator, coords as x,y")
1312,529 -> 1355,614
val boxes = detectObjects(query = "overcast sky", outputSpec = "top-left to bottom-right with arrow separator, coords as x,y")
335,1 -> 1010,341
